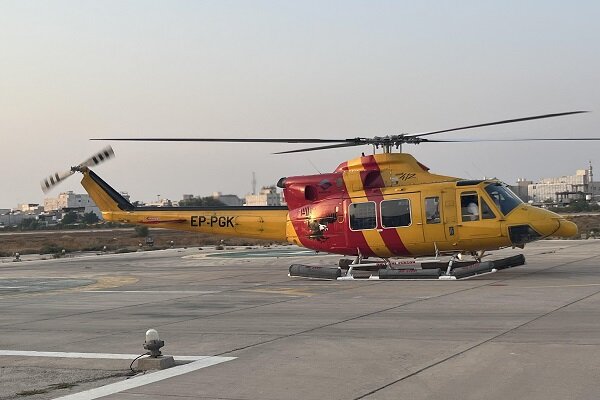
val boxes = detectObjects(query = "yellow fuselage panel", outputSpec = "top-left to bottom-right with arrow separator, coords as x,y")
102,210 -> 289,241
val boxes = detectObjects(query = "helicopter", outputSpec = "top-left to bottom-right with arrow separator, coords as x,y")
42,111 -> 594,279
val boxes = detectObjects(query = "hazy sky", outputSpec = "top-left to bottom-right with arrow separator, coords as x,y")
1,1 -> 599,207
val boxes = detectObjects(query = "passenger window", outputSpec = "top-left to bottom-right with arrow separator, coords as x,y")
425,197 -> 440,224
481,199 -> 496,220
460,192 -> 479,222
349,202 -> 376,230
381,199 -> 411,228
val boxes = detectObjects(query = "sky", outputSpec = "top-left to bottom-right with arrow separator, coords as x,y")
1,1 -> 599,208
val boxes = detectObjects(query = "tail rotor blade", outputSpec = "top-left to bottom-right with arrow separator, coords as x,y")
40,146 -> 116,193
79,146 -> 115,168
40,170 -> 76,193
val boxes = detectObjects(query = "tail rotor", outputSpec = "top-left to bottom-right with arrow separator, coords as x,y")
40,146 -> 115,193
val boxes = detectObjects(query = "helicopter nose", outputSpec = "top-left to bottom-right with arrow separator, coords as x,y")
506,205 -> 566,245
528,218 -> 560,238
553,219 -> 578,238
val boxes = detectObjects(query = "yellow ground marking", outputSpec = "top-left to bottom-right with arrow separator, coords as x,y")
75,275 -> 139,292
243,287 -> 314,297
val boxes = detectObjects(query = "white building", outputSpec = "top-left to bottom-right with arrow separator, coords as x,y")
245,186 -> 281,206
16,203 -> 43,214
528,163 -> 600,204
145,198 -> 175,207
44,191 -> 101,217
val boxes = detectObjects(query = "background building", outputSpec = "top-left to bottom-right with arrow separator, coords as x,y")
509,179 -> 533,202
16,203 -> 44,213
527,163 -> 600,204
44,191 -> 101,217
245,186 -> 282,206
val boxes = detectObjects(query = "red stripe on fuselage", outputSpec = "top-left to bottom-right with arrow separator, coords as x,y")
337,160 -> 377,257
359,156 -> 410,256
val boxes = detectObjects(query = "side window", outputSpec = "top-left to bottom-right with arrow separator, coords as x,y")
481,199 -> 496,220
425,197 -> 440,224
381,199 -> 411,228
460,192 -> 479,222
349,202 -> 376,230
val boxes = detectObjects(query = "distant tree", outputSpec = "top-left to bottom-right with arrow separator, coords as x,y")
61,212 -> 78,225
82,212 -> 100,224
548,198 -> 600,213
568,199 -> 592,213
178,197 -> 226,207
135,226 -> 149,237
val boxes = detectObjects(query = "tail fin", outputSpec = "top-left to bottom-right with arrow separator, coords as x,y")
80,168 -> 134,214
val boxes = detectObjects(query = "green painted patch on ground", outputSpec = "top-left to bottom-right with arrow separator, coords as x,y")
206,248 -> 317,258
0,278 -> 95,294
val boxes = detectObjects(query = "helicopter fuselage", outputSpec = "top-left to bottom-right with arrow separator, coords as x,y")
281,152 -> 576,257
82,153 -> 577,258
81,152 -> 577,258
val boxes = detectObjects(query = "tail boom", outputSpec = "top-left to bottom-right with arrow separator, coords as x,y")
80,169 -> 288,242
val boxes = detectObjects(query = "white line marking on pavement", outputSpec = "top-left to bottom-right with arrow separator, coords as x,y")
0,350 -> 235,399
518,283 -> 600,289
0,350 -> 208,361
55,357 -> 235,400
82,290 -> 219,294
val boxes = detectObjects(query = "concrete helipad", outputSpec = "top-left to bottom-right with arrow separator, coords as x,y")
1,241 -> 600,399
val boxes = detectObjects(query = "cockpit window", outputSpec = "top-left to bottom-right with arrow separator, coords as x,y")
485,183 -> 522,215
481,199 -> 496,219
460,192 -> 480,222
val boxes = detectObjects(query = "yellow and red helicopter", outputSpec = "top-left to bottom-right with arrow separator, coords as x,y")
42,111 -> 593,278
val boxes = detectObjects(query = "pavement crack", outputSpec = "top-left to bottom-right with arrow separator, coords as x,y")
351,253 -> 600,400
215,253 -> 600,358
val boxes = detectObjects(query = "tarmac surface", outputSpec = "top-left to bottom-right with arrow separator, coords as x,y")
1,241 -> 600,399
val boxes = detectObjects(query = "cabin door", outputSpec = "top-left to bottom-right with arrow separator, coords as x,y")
421,193 -> 447,245
456,189 -> 502,240
442,190 -> 459,242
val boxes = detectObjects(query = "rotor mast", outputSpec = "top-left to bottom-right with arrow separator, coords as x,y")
372,135 -> 412,154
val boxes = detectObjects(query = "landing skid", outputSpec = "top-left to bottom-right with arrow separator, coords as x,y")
288,254 -> 526,280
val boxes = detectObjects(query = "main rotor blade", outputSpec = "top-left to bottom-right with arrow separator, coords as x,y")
91,137 -> 351,144
424,137 -> 600,143
410,111 -> 588,138
274,142 -> 362,154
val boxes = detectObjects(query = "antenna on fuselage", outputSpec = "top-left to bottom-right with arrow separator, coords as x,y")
306,158 -> 322,174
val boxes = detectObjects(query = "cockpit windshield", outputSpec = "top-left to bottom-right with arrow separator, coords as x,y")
484,183 -> 523,215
